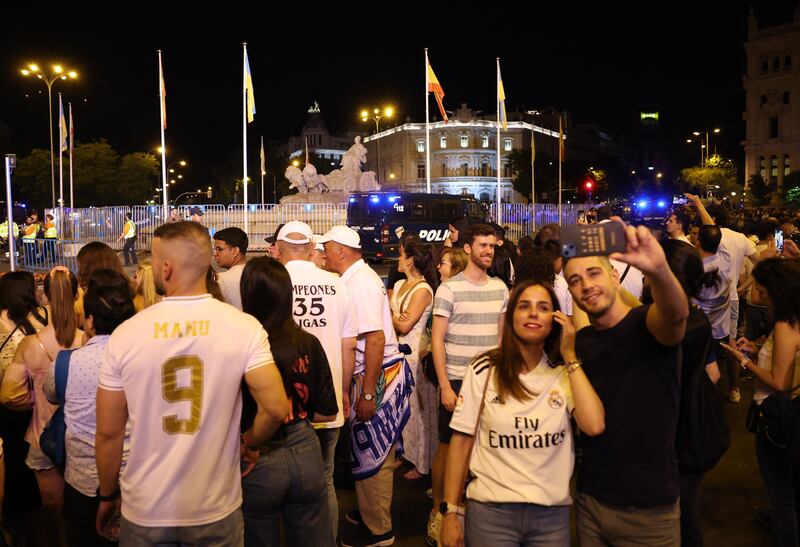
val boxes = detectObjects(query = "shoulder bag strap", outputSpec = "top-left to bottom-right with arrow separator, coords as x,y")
399,280 -> 426,313
0,324 -> 21,354
456,366 -> 492,507
54,349 -> 74,406
35,333 -> 56,363
620,263 -> 632,283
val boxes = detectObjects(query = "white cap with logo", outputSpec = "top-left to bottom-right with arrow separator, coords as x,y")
276,221 -> 314,244
317,225 -> 361,249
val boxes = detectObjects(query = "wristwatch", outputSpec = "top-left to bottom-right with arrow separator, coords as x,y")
439,501 -> 465,517
96,486 -> 120,502
362,393 -> 375,401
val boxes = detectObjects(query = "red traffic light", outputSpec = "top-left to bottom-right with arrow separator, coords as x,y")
584,180 -> 594,190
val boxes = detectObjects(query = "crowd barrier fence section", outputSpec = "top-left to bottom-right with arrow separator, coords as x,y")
16,238 -> 81,275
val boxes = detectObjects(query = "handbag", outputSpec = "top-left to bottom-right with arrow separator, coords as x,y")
747,380 -> 800,459
39,349 -> 75,466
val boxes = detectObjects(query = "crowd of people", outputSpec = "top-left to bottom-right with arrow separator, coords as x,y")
0,195 -> 797,547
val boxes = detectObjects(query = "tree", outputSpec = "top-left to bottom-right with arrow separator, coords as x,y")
509,149 -> 589,203
678,155 -> 741,199
783,170 -> 800,205
747,174 -> 771,206
118,153 -> 160,205
13,148 -> 52,210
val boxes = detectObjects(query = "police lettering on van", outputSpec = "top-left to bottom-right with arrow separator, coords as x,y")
347,192 -> 490,260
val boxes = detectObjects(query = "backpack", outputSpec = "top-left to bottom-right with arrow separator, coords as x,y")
676,335 -> 730,473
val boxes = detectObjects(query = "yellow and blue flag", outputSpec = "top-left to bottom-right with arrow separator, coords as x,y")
497,60 -> 507,130
244,48 -> 256,123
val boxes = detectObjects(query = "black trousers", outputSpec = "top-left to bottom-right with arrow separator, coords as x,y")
62,482 -> 117,547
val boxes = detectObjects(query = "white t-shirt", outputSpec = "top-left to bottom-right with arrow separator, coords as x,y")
553,274 -> 573,316
340,259 -> 401,373
610,258 -> 643,301
718,227 -> 757,302
285,259 -> 358,428
450,354 -> 575,505
217,263 -> 245,311
100,295 -> 272,527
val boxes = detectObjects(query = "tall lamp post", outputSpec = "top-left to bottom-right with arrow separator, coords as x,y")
165,160 -> 187,203
20,64 -> 77,210
686,128 -> 721,167
360,106 -> 394,184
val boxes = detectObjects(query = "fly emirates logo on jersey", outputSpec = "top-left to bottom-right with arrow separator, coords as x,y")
488,414 -> 568,450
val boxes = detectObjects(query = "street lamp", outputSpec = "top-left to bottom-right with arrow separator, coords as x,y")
163,160 -> 187,202
20,63 -> 78,210
360,106 -> 395,183
686,128 -> 721,166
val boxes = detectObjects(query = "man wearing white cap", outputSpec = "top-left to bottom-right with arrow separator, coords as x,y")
275,221 -> 357,539
320,225 -> 412,547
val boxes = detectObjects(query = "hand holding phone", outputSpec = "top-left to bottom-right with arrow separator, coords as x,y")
561,222 -> 627,259
775,229 -> 784,253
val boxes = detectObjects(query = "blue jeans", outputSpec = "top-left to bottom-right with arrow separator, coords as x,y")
120,508 -> 243,547
755,429 -> 800,546
241,420 -> 333,547
316,427 -> 340,539
465,500 -> 570,547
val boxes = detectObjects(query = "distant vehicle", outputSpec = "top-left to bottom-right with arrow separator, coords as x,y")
346,192 -> 490,260
630,194 -> 671,222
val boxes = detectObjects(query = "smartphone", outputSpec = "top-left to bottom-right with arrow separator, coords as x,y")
561,222 -> 627,259
775,229 -> 784,253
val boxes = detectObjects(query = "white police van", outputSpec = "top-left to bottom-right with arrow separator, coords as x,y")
346,192 -> 490,260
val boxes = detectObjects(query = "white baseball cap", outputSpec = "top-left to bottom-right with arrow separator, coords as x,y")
318,225 -> 361,249
277,221 -> 314,244
312,235 -> 325,252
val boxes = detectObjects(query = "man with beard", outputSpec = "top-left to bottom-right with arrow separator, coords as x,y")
428,223 -> 509,545
95,221 -> 289,546
564,219 -> 689,546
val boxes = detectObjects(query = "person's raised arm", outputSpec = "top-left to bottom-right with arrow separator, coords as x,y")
243,362 -> 290,447
685,193 -> 714,226
610,218 -> 688,346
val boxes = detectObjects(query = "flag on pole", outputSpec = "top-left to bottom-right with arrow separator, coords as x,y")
531,129 -> 536,163
59,96 -> 68,152
69,103 -> 74,150
559,116 -> 565,162
497,62 -> 508,130
427,60 -> 448,123
244,49 -> 256,123
159,53 -> 167,130
260,137 -> 266,175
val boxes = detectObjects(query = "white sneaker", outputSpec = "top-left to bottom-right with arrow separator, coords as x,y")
426,510 -> 442,546
729,388 -> 741,403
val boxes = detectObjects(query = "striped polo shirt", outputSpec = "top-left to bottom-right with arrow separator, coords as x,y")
433,271 -> 509,381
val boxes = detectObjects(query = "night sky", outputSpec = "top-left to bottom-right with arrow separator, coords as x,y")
0,1 -> 797,189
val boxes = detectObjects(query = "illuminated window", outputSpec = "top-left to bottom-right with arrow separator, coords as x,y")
504,138 -> 513,151
759,156 -> 766,179
417,163 -> 425,179
440,136 -> 447,148
482,135 -> 489,148
416,140 -> 425,153
460,136 -> 469,148
772,155 -> 778,179
785,155 -> 791,176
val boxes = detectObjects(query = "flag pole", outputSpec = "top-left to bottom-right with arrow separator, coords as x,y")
496,58 -> 502,227
69,102 -> 74,212
260,136 -> 265,207
242,43 -> 249,234
58,93 -> 64,235
425,49 -> 431,194
558,114 -> 563,226
531,125 -> 536,233
158,50 -> 168,222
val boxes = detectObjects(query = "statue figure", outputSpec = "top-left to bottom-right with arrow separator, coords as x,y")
341,136 -> 367,172
302,163 -> 329,193
285,165 -> 308,193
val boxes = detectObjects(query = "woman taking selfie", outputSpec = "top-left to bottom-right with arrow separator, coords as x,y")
440,280 -> 605,547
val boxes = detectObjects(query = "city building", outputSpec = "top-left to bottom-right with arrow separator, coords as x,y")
742,7 -> 800,192
276,102 -> 360,167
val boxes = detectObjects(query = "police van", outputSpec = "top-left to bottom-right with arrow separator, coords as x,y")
346,192 -> 490,260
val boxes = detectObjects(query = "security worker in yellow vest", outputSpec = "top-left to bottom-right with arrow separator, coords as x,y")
0,218 -> 19,241
21,217 -> 38,265
117,212 -> 138,265
43,213 -> 58,263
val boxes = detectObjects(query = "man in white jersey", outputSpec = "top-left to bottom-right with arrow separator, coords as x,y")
95,221 -> 290,547
321,225 -> 412,547
214,227 -> 248,310
428,223 -> 509,545
276,220 -> 357,538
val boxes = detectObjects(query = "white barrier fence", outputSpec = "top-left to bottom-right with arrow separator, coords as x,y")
47,202 -> 584,252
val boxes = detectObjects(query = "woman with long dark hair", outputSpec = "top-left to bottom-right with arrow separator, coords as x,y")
76,242 -> 131,324
0,267 -> 83,546
240,257 -> 337,547
643,240 -> 721,547
391,241 -> 439,480
723,258 -> 800,547
440,280 -> 604,547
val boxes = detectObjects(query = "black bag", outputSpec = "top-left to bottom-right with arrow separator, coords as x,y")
676,336 -> 730,473
421,352 -> 438,387
749,383 -> 800,462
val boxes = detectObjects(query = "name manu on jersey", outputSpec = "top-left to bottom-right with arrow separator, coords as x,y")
154,320 -> 210,339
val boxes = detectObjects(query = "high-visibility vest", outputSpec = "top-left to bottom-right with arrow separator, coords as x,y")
22,224 -> 37,240
123,220 -> 137,239
44,222 -> 57,239
0,222 -> 8,239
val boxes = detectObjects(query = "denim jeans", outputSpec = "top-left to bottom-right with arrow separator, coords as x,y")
316,427 -> 340,539
755,429 -> 800,547
465,500 -> 570,547
241,420 -> 333,547
120,508 -> 243,547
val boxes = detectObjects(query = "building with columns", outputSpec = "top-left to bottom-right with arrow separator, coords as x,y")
742,7 -> 800,192
362,104 -> 563,203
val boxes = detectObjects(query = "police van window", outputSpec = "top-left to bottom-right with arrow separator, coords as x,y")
412,201 -> 426,218
433,202 -> 446,219
348,198 -> 367,218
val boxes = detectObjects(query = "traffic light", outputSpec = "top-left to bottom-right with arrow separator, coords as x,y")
584,180 -> 594,191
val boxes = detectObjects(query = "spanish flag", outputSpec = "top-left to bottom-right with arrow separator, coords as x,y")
59,95 -> 68,152
497,59 -> 507,130
244,47 -> 256,123
159,52 -> 167,130
427,61 -> 448,123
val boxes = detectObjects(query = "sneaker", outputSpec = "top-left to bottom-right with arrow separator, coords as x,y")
340,529 -> 395,547
345,510 -> 365,527
729,388 -> 742,403
426,510 -> 442,546
425,488 -> 433,499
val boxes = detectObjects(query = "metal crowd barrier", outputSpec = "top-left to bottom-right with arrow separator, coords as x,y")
15,238 -> 81,275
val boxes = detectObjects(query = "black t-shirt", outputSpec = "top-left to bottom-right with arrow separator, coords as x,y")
241,333 -> 338,432
575,305 -> 681,507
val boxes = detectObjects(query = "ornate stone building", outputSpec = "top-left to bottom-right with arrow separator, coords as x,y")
742,7 -> 800,191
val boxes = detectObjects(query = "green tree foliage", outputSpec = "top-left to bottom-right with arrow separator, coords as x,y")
783,171 -> 800,205
678,155 -> 741,199
747,174 -> 771,206
13,140 -> 160,209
